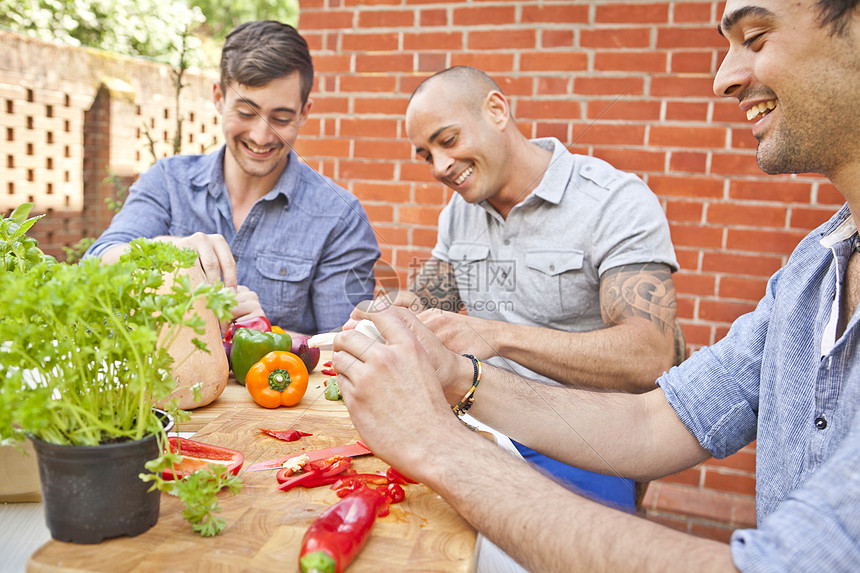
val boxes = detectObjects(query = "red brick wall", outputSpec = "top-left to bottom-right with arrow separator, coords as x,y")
296,0 -> 835,541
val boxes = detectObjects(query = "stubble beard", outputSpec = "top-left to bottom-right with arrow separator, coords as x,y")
755,105 -> 841,178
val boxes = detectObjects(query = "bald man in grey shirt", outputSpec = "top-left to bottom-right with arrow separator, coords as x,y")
396,66 -> 679,511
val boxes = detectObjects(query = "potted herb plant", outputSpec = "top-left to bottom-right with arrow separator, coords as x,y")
0,204 -> 238,543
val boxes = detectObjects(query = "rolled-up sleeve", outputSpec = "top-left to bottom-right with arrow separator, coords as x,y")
658,271 -> 776,458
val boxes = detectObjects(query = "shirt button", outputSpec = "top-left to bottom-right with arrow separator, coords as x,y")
504,239 -> 510,246
279,267 -> 287,276
814,415 -> 828,430
549,264 -> 555,271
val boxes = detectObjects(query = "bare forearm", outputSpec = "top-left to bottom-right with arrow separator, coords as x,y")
496,318 -> 674,391
98,243 -> 130,264
453,363 -> 708,481
419,429 -> 734,573
496,263 -> 677,391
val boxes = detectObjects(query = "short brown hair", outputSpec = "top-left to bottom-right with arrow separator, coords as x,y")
220,20 -> 314,104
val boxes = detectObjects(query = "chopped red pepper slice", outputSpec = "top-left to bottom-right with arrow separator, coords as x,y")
277,457 -> 352,489
305,456 -> 350,474
334,480 -> 365,498
300,474 -> 347,489
321,367 -> 336,376
385,466 -> 418,485
278,469 -> 324,492
162,437 -> 244,480
259,428 -> 313,442
380,483 -> 405,504
331,473 -> 389,492
324,360 -> 333,367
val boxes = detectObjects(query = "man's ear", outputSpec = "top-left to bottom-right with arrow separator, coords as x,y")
298,98 -> 314,127
213,81 -> 224,113
485,91 -> 509,130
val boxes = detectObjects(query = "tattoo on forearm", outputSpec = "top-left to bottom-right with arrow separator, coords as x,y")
409,258 -> 464,313
600,263 -> 676,335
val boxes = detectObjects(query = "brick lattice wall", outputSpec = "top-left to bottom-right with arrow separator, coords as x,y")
0,29 -> 221,256
1,0 -> 842,542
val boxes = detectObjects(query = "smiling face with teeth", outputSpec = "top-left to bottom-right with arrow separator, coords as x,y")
214,72 -> 311,191
406,94 -> 511,206
405,69 -> 527,210
714,0 -> 860,181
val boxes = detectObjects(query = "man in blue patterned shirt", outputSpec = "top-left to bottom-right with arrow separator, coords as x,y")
88,21 -> 380,335
332,1 -> 860,571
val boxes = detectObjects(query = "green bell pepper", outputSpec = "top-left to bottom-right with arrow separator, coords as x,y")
230,327 -> 292,386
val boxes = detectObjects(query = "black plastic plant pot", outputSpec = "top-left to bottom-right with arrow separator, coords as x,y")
30,411 -> 174,544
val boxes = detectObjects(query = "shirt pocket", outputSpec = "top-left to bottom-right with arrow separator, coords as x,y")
254,251 -> 314,319
525,249 -> 594,321
447,242 -> 490,311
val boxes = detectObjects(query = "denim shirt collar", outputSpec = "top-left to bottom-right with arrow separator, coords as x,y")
818,203 -> 856,248
188,145 -> 300,206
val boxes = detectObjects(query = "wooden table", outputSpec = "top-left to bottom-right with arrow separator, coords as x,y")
27,352 -> 478,572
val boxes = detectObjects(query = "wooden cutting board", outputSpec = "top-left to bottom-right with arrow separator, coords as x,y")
27,356 -> 478,572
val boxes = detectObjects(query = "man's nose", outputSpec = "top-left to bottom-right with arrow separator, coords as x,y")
713,48 -> 750,98
249,116 -> 278,144
432,152 -> 453,180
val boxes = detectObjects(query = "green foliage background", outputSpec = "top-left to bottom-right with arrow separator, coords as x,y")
0,0 -> 299,65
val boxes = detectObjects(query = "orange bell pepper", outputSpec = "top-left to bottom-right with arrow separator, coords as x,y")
246,350 -> 309,408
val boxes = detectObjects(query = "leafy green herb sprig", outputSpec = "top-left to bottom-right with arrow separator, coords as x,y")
142,460 -> 242,537
0,203 -> 56,272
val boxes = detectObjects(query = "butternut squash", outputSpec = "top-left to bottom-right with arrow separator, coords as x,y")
157,262 -> 229,409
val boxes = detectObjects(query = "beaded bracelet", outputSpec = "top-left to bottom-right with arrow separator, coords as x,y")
452,354 -> 483,417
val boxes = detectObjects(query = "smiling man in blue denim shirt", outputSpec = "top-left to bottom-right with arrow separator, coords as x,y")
87,21 -> 379,335
332,1 -> 860,571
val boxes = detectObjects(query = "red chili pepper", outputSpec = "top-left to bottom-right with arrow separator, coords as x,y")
385,466 -> 418,485
259,428 -> 313,442
324,360 -> 333,367
298,485 -> 399,573
161,437 -> 244,480
321,368 -> 336,376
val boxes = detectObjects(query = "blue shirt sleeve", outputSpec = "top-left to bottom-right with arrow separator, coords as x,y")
730,406 -> 860,572
86,162 -> 177,258
309,195 -> 379,333
659,269 -> 781,459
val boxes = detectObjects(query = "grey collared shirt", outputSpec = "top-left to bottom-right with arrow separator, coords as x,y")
88,146 -> 380,334
432,137 -> 678,383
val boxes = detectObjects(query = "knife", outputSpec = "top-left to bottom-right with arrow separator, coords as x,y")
243,441 -> 372,472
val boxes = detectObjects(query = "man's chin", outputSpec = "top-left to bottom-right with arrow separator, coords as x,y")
236,156 -> 287,179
